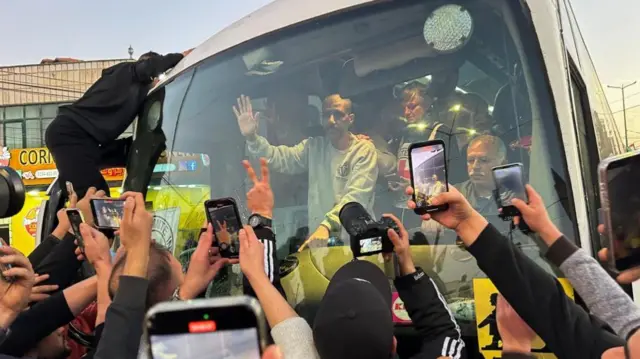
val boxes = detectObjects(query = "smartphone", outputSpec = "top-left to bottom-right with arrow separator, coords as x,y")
66,209 -> 85,250
204,198 -> 242,258
599,150 -> 640,271
408,140 -> 449,214
90,199 -> 126,229
492,163 -> 528,217
144,296 -> 267,359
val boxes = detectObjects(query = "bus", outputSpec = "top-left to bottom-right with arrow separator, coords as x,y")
52,0 -> 626,355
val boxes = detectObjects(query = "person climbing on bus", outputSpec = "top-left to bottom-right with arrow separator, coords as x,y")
233,93 -> 378,251
45,49 -> 191,200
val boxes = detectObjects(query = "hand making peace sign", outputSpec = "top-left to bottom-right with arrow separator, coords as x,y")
243,158 -> 274,219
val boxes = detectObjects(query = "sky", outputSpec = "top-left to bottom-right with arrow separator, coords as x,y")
1,0 -> 638,144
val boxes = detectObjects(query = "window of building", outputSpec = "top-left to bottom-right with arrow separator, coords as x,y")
0,102 -> 69,148
4,107 -> 23,120
4,122 -> 24,149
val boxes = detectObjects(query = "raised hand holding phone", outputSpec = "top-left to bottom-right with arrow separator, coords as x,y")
119,192 -> 153,277
0,242 -> 35,326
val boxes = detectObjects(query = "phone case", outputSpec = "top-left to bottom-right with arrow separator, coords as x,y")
143,296 -> 268,356
90,199 -> 124,229
407,140 -> 449,214
491,163 -> 527,215
597,152 -> 639,271
204,198 -> 242,258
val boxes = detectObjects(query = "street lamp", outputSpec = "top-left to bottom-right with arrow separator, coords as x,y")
128,45 -> 134,60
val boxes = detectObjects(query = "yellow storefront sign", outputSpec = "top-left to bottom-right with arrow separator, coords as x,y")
473,278 -> 574,359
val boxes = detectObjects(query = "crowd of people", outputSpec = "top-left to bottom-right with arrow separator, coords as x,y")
0,50 -> 638,359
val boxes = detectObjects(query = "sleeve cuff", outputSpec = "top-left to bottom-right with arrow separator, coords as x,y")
254,227 -> 275,241
320,220 -> 333,233
545,236 -> 579,267
113,276 -> 149,309
394,267 -> 426,290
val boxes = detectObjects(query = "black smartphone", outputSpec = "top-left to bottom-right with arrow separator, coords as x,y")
599,150 -> 640,271
204,198 -> 242,258
144,296 -> 267,359
408,140 -> 449,214
491,163 -> 528,217
90,199 -> 125,230
66,209 -> 85,250
65,181 -> 75,197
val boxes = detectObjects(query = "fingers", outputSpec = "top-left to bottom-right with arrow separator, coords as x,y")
34,273 -> 50,285
198,224 -> 214,249
382,213 -> 408,238
31,284 -> 59,294
68,191 -> 78,208
387,228 -> 402,247
123,197 -> 135,225
262,345 -> 283,359
430,191 -> 459,207
242,225 -> 257,242
0,253 -> 32,271
95,190 -> 107,198
405,186 -> 414,196
79,223 -> 94,241
598,248 -> 608,262
233,106 -> 240,118
510,198 -> 530,216
239,228 -> 249,253
597,224 -> 605,235
298,239 -> 310,252
617,267 -> 640,284
84,187 -> 97,200
2,266 -> 31,280
29,293 -> 51,302
260,158 -> 270,184
525,184 -> 542,205
243,160 -> 259,185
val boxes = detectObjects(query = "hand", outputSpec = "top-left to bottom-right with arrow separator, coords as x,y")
0,244 -> 35,326
119,192 -> 153,252
383,214 -> 415,275
406,185 -> 477,232
28,274 -> 58,303
233,95 -> 258,139
181,224 -> 238,299
216,220 -> 231,245
77,187 -> 107,227
298,225 -> 330,252
239,225 -> 267,282
182,48 -> 194,57
496,295 -> 536,354
243,158 -> 274,219
53,192 -> 78,239
77,224 -> 112,272
511,185 -> 562,245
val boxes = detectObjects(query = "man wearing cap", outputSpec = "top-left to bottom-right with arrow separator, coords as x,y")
313,214 -> 466,359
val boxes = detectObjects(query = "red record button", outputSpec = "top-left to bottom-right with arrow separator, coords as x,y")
188,320 -> 217,333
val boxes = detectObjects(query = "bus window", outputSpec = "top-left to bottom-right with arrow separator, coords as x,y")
130,0 -> 576,331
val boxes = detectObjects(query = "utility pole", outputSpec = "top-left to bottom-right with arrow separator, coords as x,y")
609,81 -> 637,150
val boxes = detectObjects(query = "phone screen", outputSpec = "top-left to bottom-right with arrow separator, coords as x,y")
409,142 -> 447,210
67,210 -> 83,240
147,305 -> 261,358
359,236 -> 383,255
492,165 -> 528,208
92,199 -> 125,229
206,202 -> 241,257
605,153 -> 640,270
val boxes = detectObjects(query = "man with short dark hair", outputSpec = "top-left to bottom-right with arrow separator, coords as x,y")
45,50 -> 189,200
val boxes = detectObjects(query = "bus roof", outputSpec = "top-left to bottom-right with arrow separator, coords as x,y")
160,0 -> 374,85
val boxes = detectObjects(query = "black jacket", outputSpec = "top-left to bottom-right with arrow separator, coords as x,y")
58,53 -> 183,144
467,224 -> 624,359
395,268 -> 466,359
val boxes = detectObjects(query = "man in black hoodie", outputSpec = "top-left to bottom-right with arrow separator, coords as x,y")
44,51 -> 187,199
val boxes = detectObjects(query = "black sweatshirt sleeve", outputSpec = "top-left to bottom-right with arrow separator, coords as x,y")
33,232 -> 83,291
502,353 -> 536,359
133,53 -> 184,83
467,224 -> 624,359
27,234 -> 61,267
0,292 -> 74,356
94,276 -> 148,359
82,322 -> 105,359
395,268 -> 466,359
243,227 -> 286,299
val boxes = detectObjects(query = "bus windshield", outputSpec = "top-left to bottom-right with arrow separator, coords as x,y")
130,0 -> 576,333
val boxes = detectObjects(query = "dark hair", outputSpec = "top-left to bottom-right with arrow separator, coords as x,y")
139,51 -> 160,60
108,242 -> 173,309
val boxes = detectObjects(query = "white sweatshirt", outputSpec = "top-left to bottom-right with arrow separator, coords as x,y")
247,134 -> 378,232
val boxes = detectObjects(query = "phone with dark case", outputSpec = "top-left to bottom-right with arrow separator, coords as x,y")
66,209 -> 85,251
599,150 -> 640,271
204,198 -> 242,259
491,163 -> 528,217
408,140 -> 449,214
90,199 -> 125,230
144,296 -> 267,359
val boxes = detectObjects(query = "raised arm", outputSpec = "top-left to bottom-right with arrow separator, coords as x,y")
133,53 -> 184,83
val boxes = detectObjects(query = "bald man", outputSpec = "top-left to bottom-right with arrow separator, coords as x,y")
234,94 -> 378,249
455,135 -> 507,214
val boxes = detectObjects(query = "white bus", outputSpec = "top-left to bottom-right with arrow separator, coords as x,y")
118,0 -> 623,348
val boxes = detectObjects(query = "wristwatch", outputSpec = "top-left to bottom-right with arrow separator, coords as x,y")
248,214 -> 272,229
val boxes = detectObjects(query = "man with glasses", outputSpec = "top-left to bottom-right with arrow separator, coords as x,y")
233,94 -> 378,251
